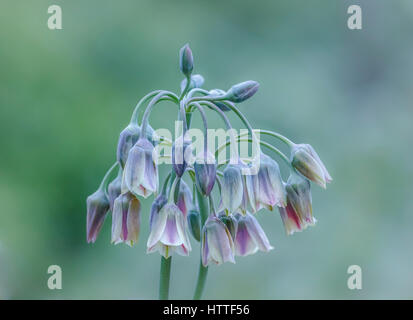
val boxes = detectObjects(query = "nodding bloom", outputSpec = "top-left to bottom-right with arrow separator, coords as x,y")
221,162 -> 255,214
279,174 -> 315,235
124,138 -> 158,198
116,124 -> 140,169
86,189 -> 110,243
111,192 -> 141,246
147,202 -> 191,258
201,216 -> 235,266
108,170 -> 122,211
291,144 -> 332,189
194,151 -> 216,196
176,180 -> 193,218
218,212 -> 238,240
234,213 -> 273,256
172,135 -> 192,178
252,153 -> 286,211
224,81 -> 259,103
221,164 -> 244,214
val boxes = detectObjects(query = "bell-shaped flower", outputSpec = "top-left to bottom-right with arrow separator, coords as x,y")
147,203 -> 191,258
123,138 -> 158,198
172,135 -> 192,177
291,144 -> 332,189
176,180 -> 193,218
201,216 -> 235,266
86,189 -> 110,243
194,150 -> 216,196
253,153 -> 286,211
218,212 -> 238,240
116,124 -> 140,169
279,174 -> 315,235
107,170 -> 122,211
234,213 -> 273,256
111,192 -> 141,246
221,164 -> 244,213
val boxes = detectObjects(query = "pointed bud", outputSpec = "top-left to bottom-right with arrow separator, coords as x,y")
179,44 -> 193,77
291,144 -> 332,189
224,81 -> 259,103
124,138 -> 158,198
218,212 -> 238,240
172,135 -> 192,177
147,203 -> 191,258
176,180 -> 193,217
86,189 -> 110,243
279,174 -> 315,235
221,165 -> 243,213
108,170 -> 122,211
111,192 -> 141,246
194,151 -> 216,196
187,209 -> 201,242
255,153 -> 286,210
234,213 -> 273,256
209,89 -> 231,112
180,74 -> 204,93
201,216 -> 235,266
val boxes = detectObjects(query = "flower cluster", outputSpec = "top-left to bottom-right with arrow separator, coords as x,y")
86,44 -> 331,270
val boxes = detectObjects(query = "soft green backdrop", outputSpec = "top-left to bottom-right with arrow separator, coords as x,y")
1,0 -> 412,299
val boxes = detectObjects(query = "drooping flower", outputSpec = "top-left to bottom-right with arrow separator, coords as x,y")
234,213 -> 273,256
176,180 -> 193,218
201,216 -> 235,266
252,153 -> 286,211
86,189 -> 110,243
147,203 -> 191,258
111,192 -> 141,246
116,124 -> 140,169
221,164 -> 244,213
291,144 -> 332,189
218,212 -> 238,240
107,170 -> 122,211
172,135 -> 192,177
279,174 -> 315,235
194,150 -> 216,196
123,138 -> 158,198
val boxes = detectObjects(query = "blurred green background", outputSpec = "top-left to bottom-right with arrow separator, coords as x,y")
1,0 -> 413,299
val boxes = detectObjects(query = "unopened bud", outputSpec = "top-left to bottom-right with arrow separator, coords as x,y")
187,209 -> 201,242
179,44 -> 193,77
225,81 -> 259,103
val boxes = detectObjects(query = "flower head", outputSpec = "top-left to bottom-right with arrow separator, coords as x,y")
291,144 -> 332,189
172,135 -> 192,178
111,192 -> 141,246
116,124 -> 140,169
221,164 -> 244,214
194,151 -> 216,196
123,138 -> 158,198
147,203 -> 191,258
234,213 -> 273,256
86,189 -> 110,243
279,174 -> 315,235
201,216 -> 235,266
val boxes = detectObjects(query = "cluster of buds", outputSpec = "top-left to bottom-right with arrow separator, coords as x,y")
86,44 -> 331,270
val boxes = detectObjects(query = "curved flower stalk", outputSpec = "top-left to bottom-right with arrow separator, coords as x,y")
86,44 -> 332,300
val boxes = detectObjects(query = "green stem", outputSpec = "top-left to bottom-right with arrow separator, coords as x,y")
193,187 -> 209,300
98,162 -> 118,191
159,256 -> 172,300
